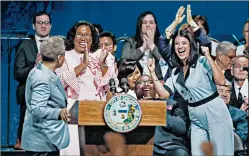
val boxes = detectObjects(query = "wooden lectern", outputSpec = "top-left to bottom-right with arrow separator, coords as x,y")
69,100 -> 166,156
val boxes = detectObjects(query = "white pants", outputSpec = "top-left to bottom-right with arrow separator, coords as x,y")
60,99 -> 80,156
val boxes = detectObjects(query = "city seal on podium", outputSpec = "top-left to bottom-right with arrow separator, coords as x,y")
104,94 -> 142,133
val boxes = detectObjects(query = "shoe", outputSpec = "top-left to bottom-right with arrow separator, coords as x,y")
14,138 -> 22,150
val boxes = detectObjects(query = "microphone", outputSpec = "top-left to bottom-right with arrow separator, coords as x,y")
109,78 -> 116,95
243,67 -> 249,71
120,78 -> 129,93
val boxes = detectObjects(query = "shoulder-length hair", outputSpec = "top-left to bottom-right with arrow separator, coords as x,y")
134,11 -> 160,48
171,29 -> 200,69
117,59 -> 143,82
65,21 -> 99,52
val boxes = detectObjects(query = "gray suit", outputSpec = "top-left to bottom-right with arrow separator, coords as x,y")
22,63 -> 69,152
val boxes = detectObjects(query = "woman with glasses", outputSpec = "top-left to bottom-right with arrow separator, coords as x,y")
148,29 -> 234,156
56,21 -> 117,156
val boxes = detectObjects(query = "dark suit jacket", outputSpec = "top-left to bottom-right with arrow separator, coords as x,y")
14,35 -> 38,105
230,81 -> 242,109
121,37 -> 163,80
153,99 -> 189,155
228,105 -> 248,142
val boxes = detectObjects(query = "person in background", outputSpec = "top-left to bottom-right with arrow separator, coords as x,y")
148,29 -> 234,155
230,55 -> 249,110
98,31 -> 118,75
121,11 -> 164,81
13,11 -> 52,149
93,23 -> 104,35
117,59 -> 143,98
217,84 -> 248,155
215,41 -> 237,82
192,15 -> 219,59
236,19 -> 249,56
22,36 -> 69,156
134,75 -> 189,156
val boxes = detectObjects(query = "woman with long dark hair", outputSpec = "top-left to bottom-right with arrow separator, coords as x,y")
148,29 -> 234,156
121,11 -> 164,81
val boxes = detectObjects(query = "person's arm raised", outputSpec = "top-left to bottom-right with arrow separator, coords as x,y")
147,59 -> 171,99
202,46 -> 226,85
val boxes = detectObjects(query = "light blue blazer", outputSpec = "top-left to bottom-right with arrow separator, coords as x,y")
22,63 -> 69,152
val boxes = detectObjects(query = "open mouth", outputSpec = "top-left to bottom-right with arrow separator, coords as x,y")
79,42 -> 87,48
178,49 -> 186,56
143,88 -> 150,92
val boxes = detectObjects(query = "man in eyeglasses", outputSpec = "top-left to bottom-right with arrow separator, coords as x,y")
13,11 -> 52,149
230,55 -> 249,110
215,41 -> 237,82
134,75 -> 190,156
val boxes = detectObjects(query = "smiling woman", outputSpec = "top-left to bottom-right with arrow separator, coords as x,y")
148,29 -> 234,156
55,21 -> 118,156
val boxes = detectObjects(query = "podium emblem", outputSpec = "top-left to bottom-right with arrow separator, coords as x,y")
104,94 -> 142,133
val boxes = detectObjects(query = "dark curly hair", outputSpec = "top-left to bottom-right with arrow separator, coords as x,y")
65,21 -> 99,52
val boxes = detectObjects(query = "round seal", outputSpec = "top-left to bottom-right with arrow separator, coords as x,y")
104,94 -> 142,133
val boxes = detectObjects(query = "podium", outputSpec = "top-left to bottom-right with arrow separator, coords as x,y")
69,100 -> 166,156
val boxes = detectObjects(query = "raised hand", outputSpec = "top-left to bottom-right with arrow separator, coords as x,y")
99,47 -> 109,66
82,43 -> 89,66
201,46 -> 211,58
175,6 -> 186,24
187,4 -> 198,29
147,58 -> 155,73
145,29 -> 155,50
165,6 -> 185,39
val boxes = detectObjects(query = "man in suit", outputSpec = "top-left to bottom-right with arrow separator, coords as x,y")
134,75 -> 189,156
230,55 -> 249,110
13,11 -> 51,149
22,36 -> 69,156
217,84 -> 248,155
215,41 -> 237,82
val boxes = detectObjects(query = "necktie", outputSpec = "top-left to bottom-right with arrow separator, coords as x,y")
237,88 -> 244,108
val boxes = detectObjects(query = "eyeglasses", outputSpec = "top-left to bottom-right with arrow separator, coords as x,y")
136,80 -> 153,85
233,64 -> 248,70
99,42 -> 113,48
36,21 -> 50,25
75,33 -> 92,39
222,53 -> 235,61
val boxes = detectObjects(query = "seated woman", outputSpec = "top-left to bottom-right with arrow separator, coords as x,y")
121,11 -> 164,81
117,59 -> 143,99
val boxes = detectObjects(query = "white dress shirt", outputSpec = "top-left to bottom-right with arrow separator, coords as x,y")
35,34 -> 49,52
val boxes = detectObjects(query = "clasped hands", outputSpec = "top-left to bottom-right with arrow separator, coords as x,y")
141,29 -> 156,51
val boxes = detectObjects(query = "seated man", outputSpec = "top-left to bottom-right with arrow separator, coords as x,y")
217,84 -> 248,155
134,75 -> 189,156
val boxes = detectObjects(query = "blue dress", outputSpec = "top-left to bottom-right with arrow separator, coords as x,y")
164,56 -> 234,155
